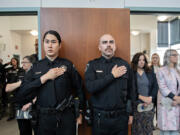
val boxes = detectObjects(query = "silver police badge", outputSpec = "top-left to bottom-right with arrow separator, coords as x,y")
60,65 -> 67,71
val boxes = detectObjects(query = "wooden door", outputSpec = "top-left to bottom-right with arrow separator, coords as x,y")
40,8 -> 130,135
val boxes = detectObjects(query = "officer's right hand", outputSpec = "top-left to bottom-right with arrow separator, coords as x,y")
41,67 -> 65,84
47,67 -> 65,80
111,65 -> 127,78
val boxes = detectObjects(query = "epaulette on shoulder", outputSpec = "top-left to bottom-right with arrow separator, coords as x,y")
88,57 -> 101,64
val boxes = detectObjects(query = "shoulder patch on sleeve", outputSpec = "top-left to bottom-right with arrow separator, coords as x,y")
85,63 -> 90,72
72,64 -> 77,71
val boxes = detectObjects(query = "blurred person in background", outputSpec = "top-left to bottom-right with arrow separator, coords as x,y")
6,56 -> 36,135
5,57 -> 24,121
156,49 -> 180,135
150,53 -> 161,127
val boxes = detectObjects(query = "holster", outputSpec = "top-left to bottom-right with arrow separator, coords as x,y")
30,104 -> 39,127
74,97 -> 80,118
84,100 -> 92,126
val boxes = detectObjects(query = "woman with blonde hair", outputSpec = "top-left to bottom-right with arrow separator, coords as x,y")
156,49 -> 180,135
151,53 -> 161,73
150,53 -> 161,127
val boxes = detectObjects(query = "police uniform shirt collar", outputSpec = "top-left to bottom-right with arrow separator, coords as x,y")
100,56 -> 113,63
45,56 -> 59,66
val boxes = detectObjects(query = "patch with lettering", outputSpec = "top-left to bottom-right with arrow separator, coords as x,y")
35,72 -> 42,75
96,70 -> 103,73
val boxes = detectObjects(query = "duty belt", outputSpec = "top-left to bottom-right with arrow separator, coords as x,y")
93,108 -> 126,118
38,95 -> 74,114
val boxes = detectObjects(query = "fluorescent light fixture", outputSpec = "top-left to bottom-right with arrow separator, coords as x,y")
30,30 -> 38,36
131,30 -> 140,36
157,16 -> 168,21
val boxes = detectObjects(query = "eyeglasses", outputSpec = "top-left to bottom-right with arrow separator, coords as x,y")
170,54 -> 178,57
101,40 -> 114,44
21,62 -> 30,64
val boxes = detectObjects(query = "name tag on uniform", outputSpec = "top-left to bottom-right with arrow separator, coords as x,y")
96,70 -> 103,73
35,72 -> 42,75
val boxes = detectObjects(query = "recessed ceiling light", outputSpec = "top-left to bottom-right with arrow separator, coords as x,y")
157,16 -> 168,21
30,30 -> 38,36
131,31 -> 140,36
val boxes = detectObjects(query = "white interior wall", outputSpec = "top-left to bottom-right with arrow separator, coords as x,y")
125,0 -> 180,8
0,0 -> 124,8
130,15 -> 157,31
0,17 -> 12,63
130,15 -> 157,59
10,16 -> 38,30
11,31 -> 22,58
130,34 -> 140,58
130,33 -> 150,60
21,35 -> 37,59
1,0 -> 180,8
0,0 -> 41,7
150,30 -> 158,56
0,16 -> 37,64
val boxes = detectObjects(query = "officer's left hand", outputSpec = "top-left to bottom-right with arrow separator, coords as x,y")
76,114 -> 83,125
22,102 -> 32,111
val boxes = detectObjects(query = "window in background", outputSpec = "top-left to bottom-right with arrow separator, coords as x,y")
157,21 -> 169,47
170,18 -> 180,45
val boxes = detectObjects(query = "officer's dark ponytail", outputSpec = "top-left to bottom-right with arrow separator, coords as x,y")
43,30 -> 62,45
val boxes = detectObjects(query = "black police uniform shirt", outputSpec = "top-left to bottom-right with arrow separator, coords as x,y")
19,57 -> 84,109
85,56 -> 135,111
6,67 -> 25,105
6,67 -> 24,84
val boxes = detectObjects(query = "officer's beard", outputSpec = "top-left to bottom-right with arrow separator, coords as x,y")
102,52 -> 114,59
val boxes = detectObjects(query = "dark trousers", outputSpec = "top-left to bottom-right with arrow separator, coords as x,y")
7,102 -> 15,118
92,109 -> 129,135
38,108 -> 76,135
17,119 -> 32,135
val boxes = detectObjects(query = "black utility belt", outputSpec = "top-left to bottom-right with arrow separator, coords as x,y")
93,108 -> 126,118
38,95 -> 74,114
39,107 -> 72,114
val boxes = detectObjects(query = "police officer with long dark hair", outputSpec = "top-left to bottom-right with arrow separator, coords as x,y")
6,57 -> 24,121
18,30 -> 85,135
6,56 -> 36,135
